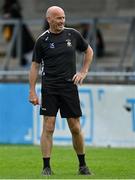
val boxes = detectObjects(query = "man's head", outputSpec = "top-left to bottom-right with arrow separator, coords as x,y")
46,6 -> 65,33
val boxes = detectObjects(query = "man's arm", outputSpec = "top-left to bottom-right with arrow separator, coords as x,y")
72,45 -> 93,85
29,62 -> 40,105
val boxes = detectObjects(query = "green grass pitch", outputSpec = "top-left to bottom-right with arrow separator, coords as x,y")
0,145 -> 135,179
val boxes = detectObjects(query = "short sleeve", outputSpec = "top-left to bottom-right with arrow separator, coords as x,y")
32,38 -> 42,63
74,30 -> 88,52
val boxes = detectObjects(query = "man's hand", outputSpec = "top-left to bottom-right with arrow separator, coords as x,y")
72,71 -> 87,85
29,91 -> 39,105
72,45 -> 93,85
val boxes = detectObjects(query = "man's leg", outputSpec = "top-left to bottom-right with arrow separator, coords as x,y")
67,117 -> 91,175
67,117 -> 84,154
41,116 -> 55,175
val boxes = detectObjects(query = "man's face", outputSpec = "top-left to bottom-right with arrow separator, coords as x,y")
47,10 -> 65,33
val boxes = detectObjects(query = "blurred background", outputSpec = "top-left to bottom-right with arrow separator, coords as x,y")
0,0 -> 135,147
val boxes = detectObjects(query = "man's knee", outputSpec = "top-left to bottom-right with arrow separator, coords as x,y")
68,118 -> 81,135
70,124 -> 81,135
44,124 -> 55,134
42,116 -> 55,135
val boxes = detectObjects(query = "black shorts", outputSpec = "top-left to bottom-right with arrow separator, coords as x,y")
40,86 -> 82,118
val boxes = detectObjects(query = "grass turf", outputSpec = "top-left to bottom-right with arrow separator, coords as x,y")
0,145 -> 135,179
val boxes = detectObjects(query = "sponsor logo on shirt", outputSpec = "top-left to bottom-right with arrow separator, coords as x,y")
45,37 -> 49,41
50,43 -> 55,48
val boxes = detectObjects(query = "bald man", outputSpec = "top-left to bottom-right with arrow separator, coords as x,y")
29,6 -> 93,176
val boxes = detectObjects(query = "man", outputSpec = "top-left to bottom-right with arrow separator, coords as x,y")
29,6 -> 93,176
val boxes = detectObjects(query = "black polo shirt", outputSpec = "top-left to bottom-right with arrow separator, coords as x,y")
32,27 -> 88,89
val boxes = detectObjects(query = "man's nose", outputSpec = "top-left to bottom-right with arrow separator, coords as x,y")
60,18 -> 65,23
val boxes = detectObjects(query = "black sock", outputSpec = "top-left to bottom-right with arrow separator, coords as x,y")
77,154 -> 86,167
43,157 -> 50,169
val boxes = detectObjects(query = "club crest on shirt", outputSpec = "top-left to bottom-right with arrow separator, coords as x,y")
49,43 -> 55,48
66,39 -> 72,47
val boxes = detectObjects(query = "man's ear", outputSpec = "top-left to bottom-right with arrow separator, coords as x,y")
46,17 -> 50,23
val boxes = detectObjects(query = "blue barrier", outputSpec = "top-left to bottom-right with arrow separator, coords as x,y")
0,83 -> 33,144
0,83 -> 93,145
0,83 -> 135,147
